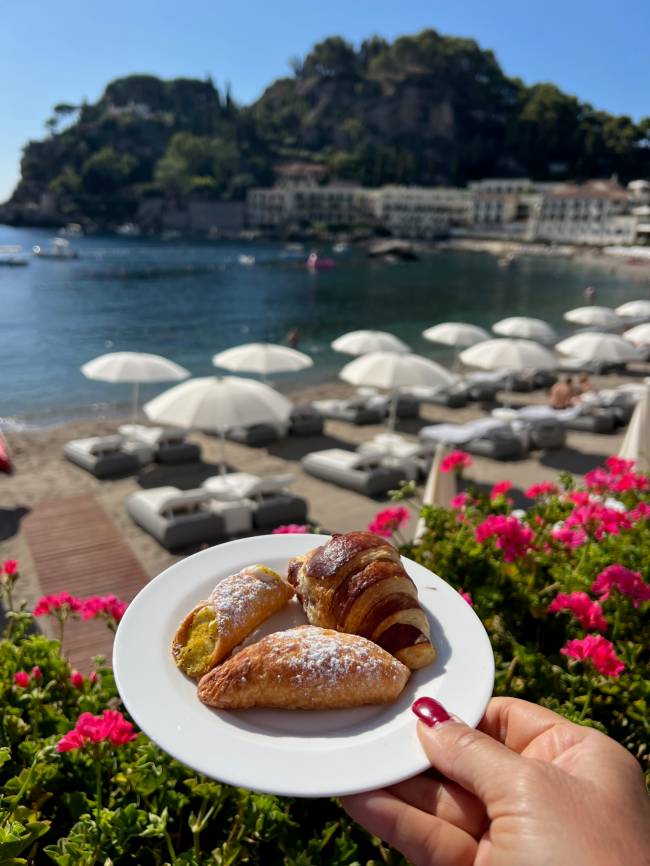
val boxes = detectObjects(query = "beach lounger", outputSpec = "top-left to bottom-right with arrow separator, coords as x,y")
289,404 -> 325,436
313,398 -> 384,426
302,448 -> 407,496
502,404 -> 617,434
201,472 -> 307,531
119,424 -> 201,463
64,435 -> 140,478
404,385 -> 468,408
419,419 -> 528,461
225,423 -> 283,447
357,433 -> 433,480
458,371 -> 508,402
556,357 -> 628,376
126,486 -> 226,550
356,388 -> 421,419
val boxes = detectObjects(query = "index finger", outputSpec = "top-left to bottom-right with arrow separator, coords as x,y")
479,697 -> 581,754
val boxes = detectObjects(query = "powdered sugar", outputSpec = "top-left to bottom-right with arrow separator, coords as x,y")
264,626 -> 406,685
208,566 -> 287,635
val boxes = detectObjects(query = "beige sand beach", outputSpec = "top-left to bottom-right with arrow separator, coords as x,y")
2,371 -> 644,621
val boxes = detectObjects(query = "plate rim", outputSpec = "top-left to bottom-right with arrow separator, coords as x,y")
113,533 -> 495,797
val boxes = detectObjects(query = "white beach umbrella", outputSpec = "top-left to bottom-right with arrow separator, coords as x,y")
492,316 -> 557,344
331,329 -> 410,355
618,386 -> 650,472
212,342 -> 312,383
459,338 -> 556,371
564,306 -> 620,329
623,323 -> 650,347
340,352 -> 455,428
422,322 -> 490,349
616,300 -> 650,319
81,351 -> 190,422
555,332 -> 642,363
144,376 -> 293,472
414,443 -> 456,542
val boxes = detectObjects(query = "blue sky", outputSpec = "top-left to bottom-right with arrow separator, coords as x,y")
1,0 -> 648,201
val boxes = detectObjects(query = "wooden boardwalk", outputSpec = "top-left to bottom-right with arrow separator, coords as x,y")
23,494 -> 149,672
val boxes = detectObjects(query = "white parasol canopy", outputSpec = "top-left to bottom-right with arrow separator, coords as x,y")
564,306 -> 620,328
422,322 -> 489,348
459,338 -> 556,371
618,386 -> 650,472
555,332 -> 642,363
81,351 -> 190,422
331,329 -> 410,355
340,352 -> 455,428
144,376 -> 293,472
212,342 -> 312,382
623,323 -> 650,347
414,442 -> 457,541
492,316 -> 556,344
616,300 -> 650,319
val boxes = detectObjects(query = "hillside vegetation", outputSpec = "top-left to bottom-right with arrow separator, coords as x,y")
6,29 -> 650,226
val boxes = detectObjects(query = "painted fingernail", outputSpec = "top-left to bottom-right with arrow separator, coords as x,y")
412,697 -> 451,727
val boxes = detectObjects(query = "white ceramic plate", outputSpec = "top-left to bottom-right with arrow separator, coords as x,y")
113,534 -> 494,798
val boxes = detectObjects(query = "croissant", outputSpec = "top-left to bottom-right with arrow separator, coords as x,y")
197,625 -> 410,709
286,531 -> 435,670
172,565 -> 293,678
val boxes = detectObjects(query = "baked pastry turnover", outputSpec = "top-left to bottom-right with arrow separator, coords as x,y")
287,531 -> 435,670
172,565 -> 293,678
197,625 -> 410,709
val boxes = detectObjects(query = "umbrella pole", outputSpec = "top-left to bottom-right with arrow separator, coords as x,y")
388,391 -> 398,431
219,428 -> 227,475
131,382 -> 139,425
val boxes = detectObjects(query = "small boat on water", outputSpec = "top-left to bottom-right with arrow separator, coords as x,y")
238,254 -> 256,266
306,252 -> 336,270
0,245 -> 29,266
32,237 -> 79,259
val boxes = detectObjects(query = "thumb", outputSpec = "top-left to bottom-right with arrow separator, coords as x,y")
412,697 -> 523,805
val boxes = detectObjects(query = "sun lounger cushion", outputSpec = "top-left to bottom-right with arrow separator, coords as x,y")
289,405 -> 324,436
226,424 -> 282,446
64,437 -> 139,478
419,421 -> 527,461
126,487 -> 225,550
146,487 -> 212,515
202,472 -> 294,501
119,424 -> 200,463
302,449 -> 407,495
405,386 -> 468,408
313,399 -> 384,425
252,494 -> 309,530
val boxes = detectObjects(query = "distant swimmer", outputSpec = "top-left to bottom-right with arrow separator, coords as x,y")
285,328 -> 301,348
584,285 -> 595,303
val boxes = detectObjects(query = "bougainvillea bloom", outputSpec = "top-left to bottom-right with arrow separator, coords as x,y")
592,565 -> 650,607
459,589 -> 473,606
490,480 -> 512,500
475,514 -> 534,562
440,450 -> 473,473
272,524 -> 309,534
33,593 -> 83,617
13,671 -> 30,687
561,635 -> 624,677
31,666 -> 42,681
81,594 -> 128,623
525,481 -> 558,499
548,591 -> 608,631
70,670 -> 85,688
57,709 -> 137,753
368,506 -> 411,538
2,560 -> 18,576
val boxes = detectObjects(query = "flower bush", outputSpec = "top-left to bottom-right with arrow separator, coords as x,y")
396,457 -> 649,767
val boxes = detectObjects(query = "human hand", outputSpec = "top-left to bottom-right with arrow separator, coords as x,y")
341,697 -> 650,866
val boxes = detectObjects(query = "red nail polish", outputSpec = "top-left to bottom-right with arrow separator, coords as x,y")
412,697 -> 451,727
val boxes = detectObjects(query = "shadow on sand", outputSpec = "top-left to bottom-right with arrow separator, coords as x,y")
267,432 -> 355,462
0,506 -> 30,542
136,459 -> 234,490
539,447 -> 610,475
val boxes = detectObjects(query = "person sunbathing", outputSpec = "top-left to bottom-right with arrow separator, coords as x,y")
549,377 -> 576,409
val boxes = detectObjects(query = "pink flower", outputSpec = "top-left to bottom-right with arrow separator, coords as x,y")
451,492 -> 469,509
440,450 -> 473,474
525,481 -> 558,499
591,565 -> 650,608
605,456 -> 636,475
2,560 -> 18,576
490,480 -> 512,500
551,526 -> 587,549
89,671 -> 98,685
368,507 -> 410,538
272,524 -> 309,534
629,501 -> 650,523
13,671 -> 30,688
475,514 -> 535,562
81,594 -> 128,624
561,635 -> 624,677
33,593 -> 83,617
56,709 -> 137,753
565,503 -> 631,540
70,670 -> 85,688
566,491 -> 593,507
31,666 -> 42,681
459,589 -> 473,606
548,591 -> 608,631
